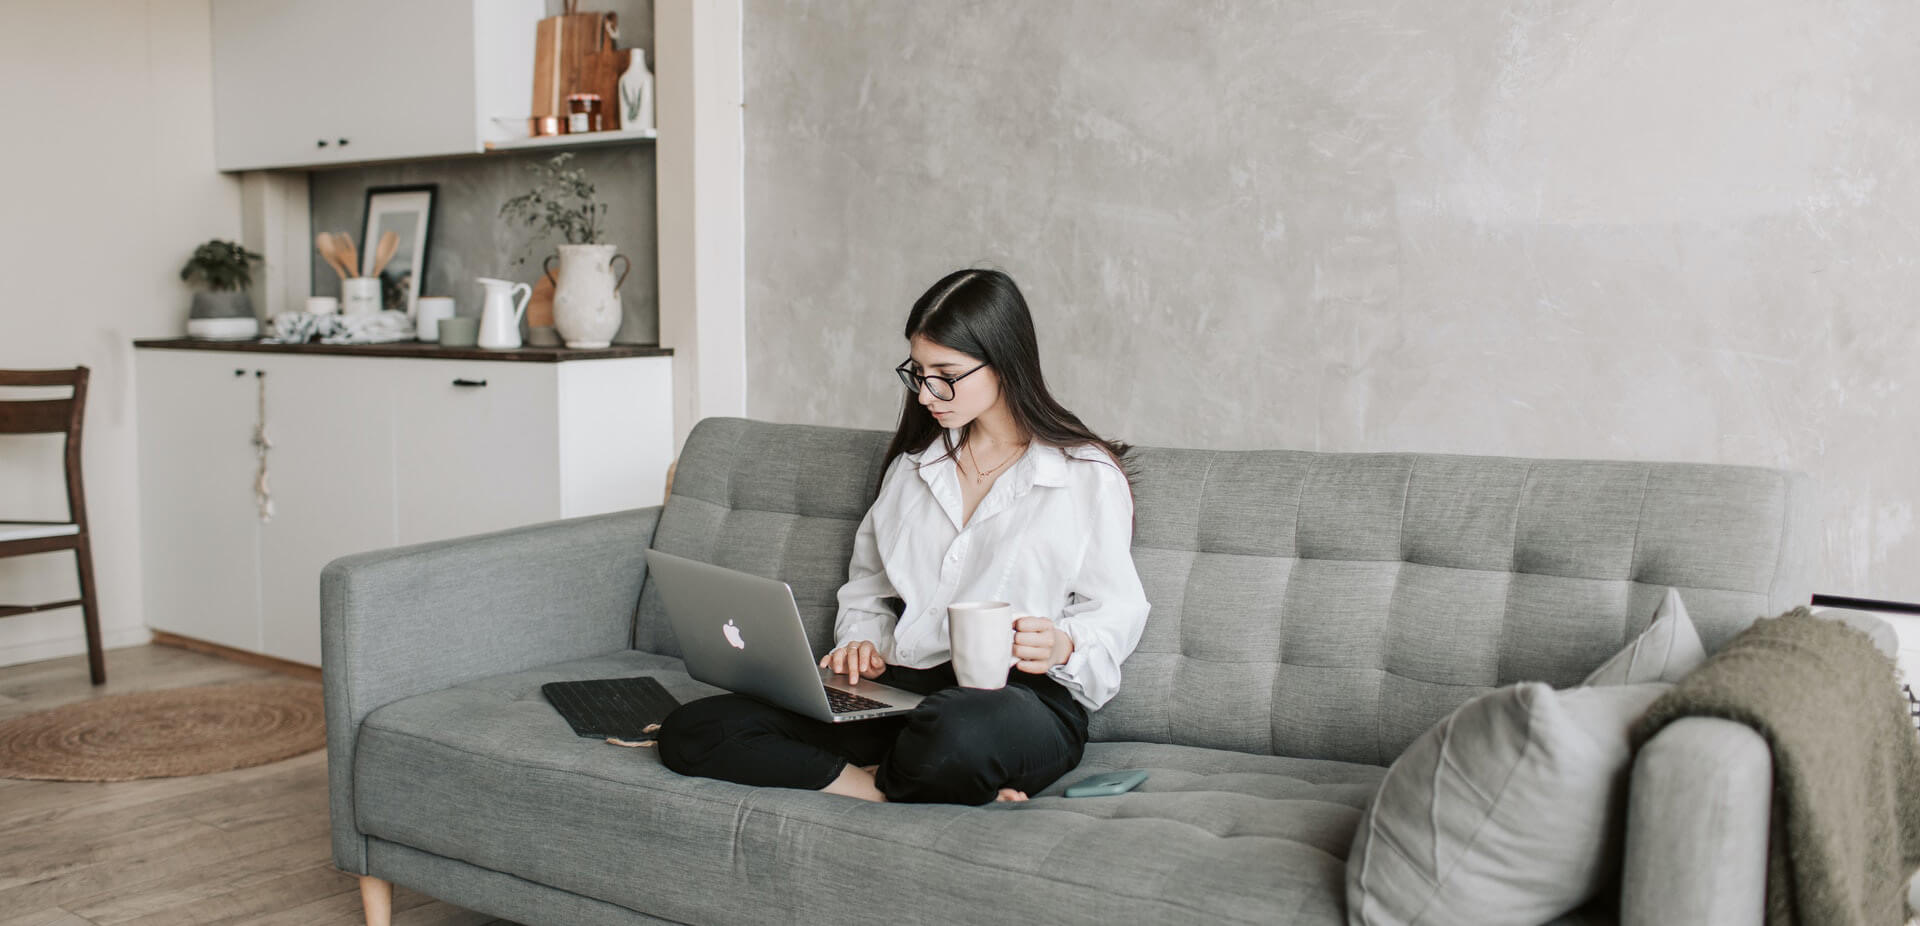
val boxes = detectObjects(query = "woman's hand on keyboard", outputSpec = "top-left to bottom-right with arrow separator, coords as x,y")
821,640 -> 887,687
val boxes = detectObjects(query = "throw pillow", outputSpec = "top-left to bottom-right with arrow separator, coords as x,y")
1345,681 -> 1670,926
1581,588 -> 1705,687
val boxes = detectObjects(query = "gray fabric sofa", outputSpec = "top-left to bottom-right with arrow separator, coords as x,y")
323,417 -> 1818,926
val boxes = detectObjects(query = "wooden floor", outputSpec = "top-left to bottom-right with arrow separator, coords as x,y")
0,644 -> 520,926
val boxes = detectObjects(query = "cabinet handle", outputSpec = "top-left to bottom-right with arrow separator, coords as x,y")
316,139 -> 329,147
452,378 -> 487,387
338,138 -> 350,146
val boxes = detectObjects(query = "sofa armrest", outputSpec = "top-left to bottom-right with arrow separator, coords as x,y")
1620,717 -> 1771,926
321,506 -> 662,875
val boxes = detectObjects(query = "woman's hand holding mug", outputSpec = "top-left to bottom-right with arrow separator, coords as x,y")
821,640 -> 887,686
1012,616 -> 1074,674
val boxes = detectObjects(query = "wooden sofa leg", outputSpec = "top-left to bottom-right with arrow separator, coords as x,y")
359,875 -> 393,926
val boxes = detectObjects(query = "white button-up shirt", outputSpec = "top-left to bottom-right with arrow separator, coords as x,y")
834,433 -> 1151,711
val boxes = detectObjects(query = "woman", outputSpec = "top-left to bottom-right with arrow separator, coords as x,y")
658,269 -> 1150,805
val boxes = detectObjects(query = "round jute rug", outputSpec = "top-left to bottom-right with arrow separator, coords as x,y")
0,680 -> 325,781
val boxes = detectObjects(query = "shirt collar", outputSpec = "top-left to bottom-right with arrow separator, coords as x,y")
907,430 -> 1070,488
1030,442 -> 1069,487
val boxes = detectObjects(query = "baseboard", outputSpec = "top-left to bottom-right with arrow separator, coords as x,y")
149,631 -> 321,682
0,625 -> 154,669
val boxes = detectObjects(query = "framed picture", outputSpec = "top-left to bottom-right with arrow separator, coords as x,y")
359,184 -> 436,317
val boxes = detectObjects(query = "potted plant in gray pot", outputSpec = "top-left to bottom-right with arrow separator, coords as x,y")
180,239 -> 264,340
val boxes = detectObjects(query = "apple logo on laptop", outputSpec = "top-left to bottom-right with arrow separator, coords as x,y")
722,619 -> 745,649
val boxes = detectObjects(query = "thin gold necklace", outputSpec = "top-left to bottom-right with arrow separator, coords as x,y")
964,440 -> 1028,483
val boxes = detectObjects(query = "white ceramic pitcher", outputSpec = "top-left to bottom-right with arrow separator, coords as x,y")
476,277 -> 531,350
543,244 -> 630,349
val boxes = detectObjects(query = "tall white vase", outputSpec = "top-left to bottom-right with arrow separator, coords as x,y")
619,50 -> 655,132
547,244 -> 629,349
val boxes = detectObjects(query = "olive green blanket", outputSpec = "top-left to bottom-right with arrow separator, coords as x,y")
1634,607 -> 1920,925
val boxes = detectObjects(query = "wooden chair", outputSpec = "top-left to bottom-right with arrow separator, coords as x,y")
0,367 -> 104,685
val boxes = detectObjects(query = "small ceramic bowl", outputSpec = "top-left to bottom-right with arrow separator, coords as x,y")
436,316 -> 480,347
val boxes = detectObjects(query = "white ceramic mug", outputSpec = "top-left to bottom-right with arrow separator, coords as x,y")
305,296 -> 339,315
415,297 -> 456,342
341,277 -> 381,316
947,601 -> 1017,689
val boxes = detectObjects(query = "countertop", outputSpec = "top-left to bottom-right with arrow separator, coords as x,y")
133,337 -> 672,363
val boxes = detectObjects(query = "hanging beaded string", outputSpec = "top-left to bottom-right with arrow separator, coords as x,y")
252,370 -> 273,523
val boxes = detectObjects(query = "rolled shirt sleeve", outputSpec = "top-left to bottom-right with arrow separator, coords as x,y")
1047,462 -> 1151,711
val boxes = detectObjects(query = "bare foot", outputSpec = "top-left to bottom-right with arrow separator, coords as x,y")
994,788 -> 1029,802
822,763 -> 887,802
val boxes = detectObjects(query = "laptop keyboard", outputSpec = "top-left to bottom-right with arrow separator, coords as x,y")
824,687 -> 894,714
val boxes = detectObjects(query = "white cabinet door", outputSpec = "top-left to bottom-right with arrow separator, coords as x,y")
254,356 -> 398,666
556,357 -> 675,515
211,1 -> 351,171
211,0 -> 484,170
391,361 -> 560,545
314,0 -> 480,166
136,354 -> 262,652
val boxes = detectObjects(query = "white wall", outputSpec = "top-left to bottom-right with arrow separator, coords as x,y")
0,0 -> 241,669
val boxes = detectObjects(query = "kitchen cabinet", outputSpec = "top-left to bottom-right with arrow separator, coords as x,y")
388,361 -> 559,545
210,0 -> 545,171
135,345 -> 674,667
253,357 -> 397,666
137,355 -> 262,653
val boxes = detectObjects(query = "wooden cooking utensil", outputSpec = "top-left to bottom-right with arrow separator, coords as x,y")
339,233 -> 359,277
315,232 -> 350,281
330,233 -> 354,278
371,231 -> 399,278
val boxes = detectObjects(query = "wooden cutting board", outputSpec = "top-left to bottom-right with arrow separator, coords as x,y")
532,11 -> 618,120
527,273 -> 556,328
578,48 -> 630,131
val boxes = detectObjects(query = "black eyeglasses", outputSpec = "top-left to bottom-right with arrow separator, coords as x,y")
895,359 -> 987,401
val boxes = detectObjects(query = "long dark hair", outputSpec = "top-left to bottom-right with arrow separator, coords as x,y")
880,269 -> 1133,491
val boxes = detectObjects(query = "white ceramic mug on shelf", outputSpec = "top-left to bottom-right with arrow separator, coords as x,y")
305,296 -> 339,315
947,601 -> 1017,689
415,297 -> 455,342
341,277 -> 381,316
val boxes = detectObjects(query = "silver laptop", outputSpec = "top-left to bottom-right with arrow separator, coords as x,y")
646,549 -> 924,723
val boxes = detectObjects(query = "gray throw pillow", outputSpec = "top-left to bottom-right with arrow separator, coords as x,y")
1581,588 -> 1705,687
1345,681 -> 1671,926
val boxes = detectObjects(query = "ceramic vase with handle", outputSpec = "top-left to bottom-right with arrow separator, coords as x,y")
544,244 -> 629,349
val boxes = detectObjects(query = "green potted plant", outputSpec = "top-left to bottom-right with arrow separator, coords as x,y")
179,239 -> 264,340
500,153 -> 627,349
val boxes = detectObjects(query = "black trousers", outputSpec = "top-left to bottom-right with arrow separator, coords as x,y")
657,662 -> 1089,806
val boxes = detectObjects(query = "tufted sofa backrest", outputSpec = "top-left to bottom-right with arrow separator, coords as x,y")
636,418 -> 1817,765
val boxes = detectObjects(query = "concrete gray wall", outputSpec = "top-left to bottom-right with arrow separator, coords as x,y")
310,0 -> 658,341
741,1 -> 1920,600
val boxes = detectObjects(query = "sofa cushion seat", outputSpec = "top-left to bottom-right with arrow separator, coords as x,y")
352,650 -> 1386,925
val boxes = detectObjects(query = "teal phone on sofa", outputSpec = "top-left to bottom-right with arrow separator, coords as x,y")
1064,769 -> 1148,797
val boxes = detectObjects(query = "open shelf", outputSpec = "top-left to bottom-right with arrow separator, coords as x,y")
485,127 -> 657,153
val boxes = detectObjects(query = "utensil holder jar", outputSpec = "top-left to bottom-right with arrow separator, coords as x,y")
342,277 -> 381,316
